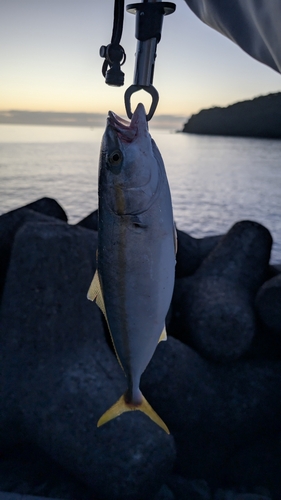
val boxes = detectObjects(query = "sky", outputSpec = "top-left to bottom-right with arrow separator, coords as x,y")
1,0 -> 281,120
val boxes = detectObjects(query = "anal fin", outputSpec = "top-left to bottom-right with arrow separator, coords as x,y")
87,270 -> 106,317
158,326 -> 167,343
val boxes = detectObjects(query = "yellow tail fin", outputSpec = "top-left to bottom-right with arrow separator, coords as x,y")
97,393 -> 170,434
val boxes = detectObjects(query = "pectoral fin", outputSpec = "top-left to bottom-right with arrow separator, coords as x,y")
158,326 -> 167,343
87,270 -> 124,372
174,223 -> 178,256
97,392 -> 169,434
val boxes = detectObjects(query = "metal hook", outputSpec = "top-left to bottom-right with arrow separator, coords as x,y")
124,1 -> 175,121
124,84 -> 159,121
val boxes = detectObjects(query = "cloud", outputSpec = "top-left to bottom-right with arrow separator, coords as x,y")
0,110 -> 106,128
0,110 -> 188,131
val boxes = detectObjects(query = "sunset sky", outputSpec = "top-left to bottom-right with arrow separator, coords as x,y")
1,0 -> 281,119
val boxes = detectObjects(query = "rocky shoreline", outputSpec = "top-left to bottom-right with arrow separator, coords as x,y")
182,93 -> 281,139
0,197 -> 281,500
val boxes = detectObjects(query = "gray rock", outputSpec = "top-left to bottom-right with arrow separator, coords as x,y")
214,490 -> 236,500
271,264 -> 281,274
153,484 -> 175,500
76,209 -> 98,231
234,495 -> 271,500
0,205 -> 66,302
0,221 -> 175,500
267,264 -> 281,279
252,488 -> 273,498
243,328 -> 281,362
255,273 -> 281,333
185,479 -> 211,500
166,475 -> 190,499
170,221 -> 272,361
0,494 -> 62,500
166,277 -> 191,341
167,474 -> 211,499
212,490 -> 271,500
175,229 -> 222,279
223,436 -> 280,500
20,197 -> 67,222
0,443 -> 94,499
142,337 -> 281,483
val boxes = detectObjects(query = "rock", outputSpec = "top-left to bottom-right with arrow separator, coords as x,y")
213,491 -> 271,500
0,443 -> 94,499
0,221 -> 175,500
184,479 -> 211,500
223,436 -> 281,500
252,487 -> 274,498
21,197 -> 68,222
0,207 -> 66,306
0,493 -> 62,500
182,92 -> 281,139
214,491 -> 236,500
170,221 -> 272,361
141,337 -> 281,484
166,277 -> 191,342
175,229 -> 222,278
244,328 -> 281,362
214,490 -> 236,500
167,474 -> 211,499
167,229 -> 222,340
255,273 -> 281,333
153,484 -> 175,500
76,209 -> 98,231
234,495 -> 271,500
267,264 -> 281,279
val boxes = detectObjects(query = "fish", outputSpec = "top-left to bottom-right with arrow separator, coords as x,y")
87,103 -> 176,433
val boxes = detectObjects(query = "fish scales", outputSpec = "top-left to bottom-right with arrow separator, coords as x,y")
88,103 -> 175,433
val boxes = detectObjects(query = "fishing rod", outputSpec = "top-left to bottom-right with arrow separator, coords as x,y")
100,0 -> 176,121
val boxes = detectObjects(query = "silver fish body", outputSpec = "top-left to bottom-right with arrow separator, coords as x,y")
88,103 -> 175,432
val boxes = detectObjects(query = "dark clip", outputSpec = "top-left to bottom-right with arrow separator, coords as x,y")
100,0 -> 126,87
124,84 -> 159,121
100,44 -> 126,87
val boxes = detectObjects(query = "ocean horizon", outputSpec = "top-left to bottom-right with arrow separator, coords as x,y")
1,123 -> 281,263
0,111 -> 187,134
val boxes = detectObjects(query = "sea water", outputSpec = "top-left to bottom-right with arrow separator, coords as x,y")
0,124 -> 281,262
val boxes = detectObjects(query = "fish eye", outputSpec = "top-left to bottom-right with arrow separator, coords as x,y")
108,150 -> 123,166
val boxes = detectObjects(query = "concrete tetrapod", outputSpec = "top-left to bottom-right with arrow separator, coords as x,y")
255,273 -> 281,333
0,202 -> 66,301
0,221 -> 175,500
170,221 -> 272,361
142,337 -> 281,483
175,229 -> 222,278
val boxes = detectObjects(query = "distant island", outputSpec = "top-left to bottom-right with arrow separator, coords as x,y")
182,92 -> 281,138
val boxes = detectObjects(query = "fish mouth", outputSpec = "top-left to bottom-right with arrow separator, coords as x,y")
107,103 -> 147,142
